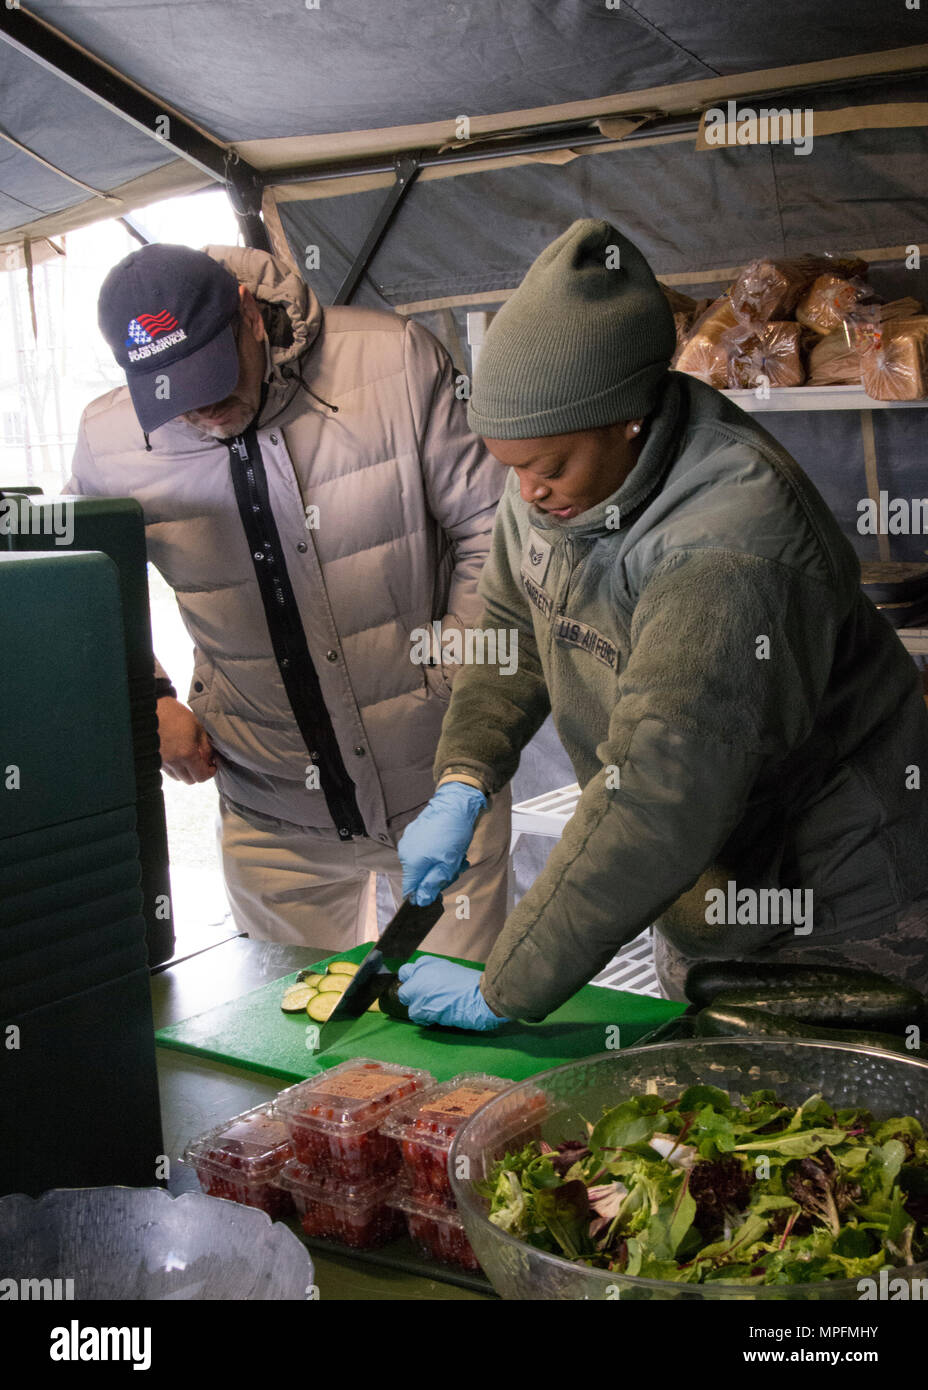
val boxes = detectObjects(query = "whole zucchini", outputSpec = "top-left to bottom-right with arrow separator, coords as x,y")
379,976 -> 411,1022
707,983 -> 923,1034
694,1004 -> 910,1053
685,960 -> 924,1024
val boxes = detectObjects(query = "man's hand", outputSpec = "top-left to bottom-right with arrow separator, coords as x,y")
156,697 -> 218,784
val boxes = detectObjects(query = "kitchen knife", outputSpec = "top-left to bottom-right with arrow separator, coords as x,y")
319,893 -> 445,1048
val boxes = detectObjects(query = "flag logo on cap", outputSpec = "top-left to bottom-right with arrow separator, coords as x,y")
126,310 -> 180,347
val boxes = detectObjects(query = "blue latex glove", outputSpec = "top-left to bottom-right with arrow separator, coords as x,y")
397,957 -> 509,1030
397,781 -> 487,906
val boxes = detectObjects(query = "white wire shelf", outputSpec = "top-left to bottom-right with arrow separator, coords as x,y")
897,628 -> 928,656
510,782 -> 660,997
723,385 -> 928,412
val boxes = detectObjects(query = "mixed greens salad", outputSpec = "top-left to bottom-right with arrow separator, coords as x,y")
478,1087 -> 928,1284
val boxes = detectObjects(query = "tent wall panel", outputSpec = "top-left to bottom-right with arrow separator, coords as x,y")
0,41 -> 180,236
22,1 -> 928,145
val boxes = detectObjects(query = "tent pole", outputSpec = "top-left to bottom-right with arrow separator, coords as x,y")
271,118 -> 692,187
118,217 -> 149,247
333,154 -> 421,305
267,68 -> 926,189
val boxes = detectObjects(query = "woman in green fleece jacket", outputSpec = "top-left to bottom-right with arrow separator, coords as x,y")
396,219 -> 928,1028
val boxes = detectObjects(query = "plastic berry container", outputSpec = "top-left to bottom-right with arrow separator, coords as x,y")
277,1160 -> 404,1249
381,1074 -> 517,1205
275,1059 -> 434,1183
184,1104 -> 295,1219
391,1185 -> 482,1271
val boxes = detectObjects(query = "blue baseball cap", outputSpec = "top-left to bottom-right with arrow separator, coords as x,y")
98,243 -> 241,432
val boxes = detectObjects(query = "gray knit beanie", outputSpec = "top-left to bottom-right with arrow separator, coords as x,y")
467,219 -> 676,440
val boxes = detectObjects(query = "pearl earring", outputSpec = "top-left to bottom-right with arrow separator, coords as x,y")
631,423 -> 641,435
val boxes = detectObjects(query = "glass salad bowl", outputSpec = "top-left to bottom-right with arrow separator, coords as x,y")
448,1040 -> 928,1301
0,1186 -> 315,1300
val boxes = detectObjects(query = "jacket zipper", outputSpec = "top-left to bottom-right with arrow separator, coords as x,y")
227,429 -> 366,840
556,536 -> 576,616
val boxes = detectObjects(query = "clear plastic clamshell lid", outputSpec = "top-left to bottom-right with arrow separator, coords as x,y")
184,1104 -> 293,1180
381,1074 -> 515,1146
275,1058 -> 434,1134
277,1158 -> 397,1209
390,1181 -> 469,1229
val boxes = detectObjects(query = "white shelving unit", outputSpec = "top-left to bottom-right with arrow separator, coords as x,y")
509,783 -> 661,998
509,783 -> 580,851
897,628 -> 928,656
723,385 -> 928,413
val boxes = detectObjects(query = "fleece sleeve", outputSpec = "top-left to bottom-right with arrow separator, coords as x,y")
478,545 -> 841,1022
432,479 -> 552,794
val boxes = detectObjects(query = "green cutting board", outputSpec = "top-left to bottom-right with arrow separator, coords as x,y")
155,945 -> 683,1084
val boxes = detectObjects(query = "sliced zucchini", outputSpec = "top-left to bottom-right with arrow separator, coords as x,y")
317,976 -> 349,994
296,971 -> 325,987
326,960 -> 360,977
281,984 -> 317,1013
307,991 -> 341,1022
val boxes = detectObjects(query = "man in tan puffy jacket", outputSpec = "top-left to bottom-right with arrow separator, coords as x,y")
65,242 -> 511,958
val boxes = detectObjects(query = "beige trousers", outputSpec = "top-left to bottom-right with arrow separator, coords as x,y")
217,785 -> 513,963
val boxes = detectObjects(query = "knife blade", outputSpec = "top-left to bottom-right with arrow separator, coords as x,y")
319,894 -> 444,1049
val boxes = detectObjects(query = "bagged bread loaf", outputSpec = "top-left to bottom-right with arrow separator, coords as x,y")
674,296 -> 739,386
860,318 -> 928,401
795,273 -> 868,335
724,321 -> 806,389
807,330 -> 860,385
729,254 -> 868,325
880,295 -> 925,321
808,299 -> 926,385
848,296 -> 925,348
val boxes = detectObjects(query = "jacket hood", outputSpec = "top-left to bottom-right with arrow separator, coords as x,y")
203,243 -> 323,380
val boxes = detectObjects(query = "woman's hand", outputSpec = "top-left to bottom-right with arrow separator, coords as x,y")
397,957 -> 509,1030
